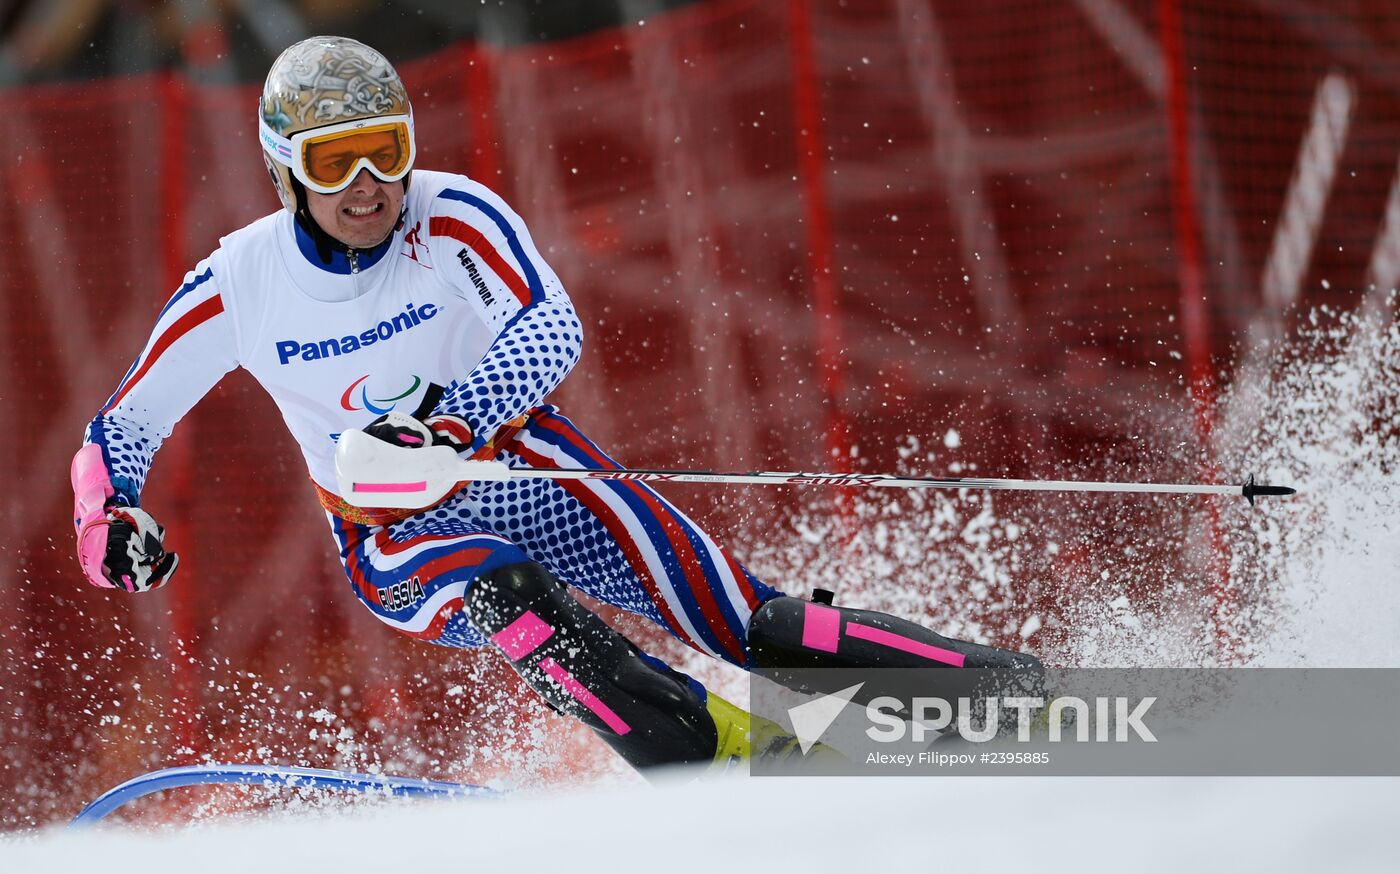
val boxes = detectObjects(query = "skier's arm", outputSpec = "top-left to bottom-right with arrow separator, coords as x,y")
72,260 -> 239,591
423,180 -> 583,452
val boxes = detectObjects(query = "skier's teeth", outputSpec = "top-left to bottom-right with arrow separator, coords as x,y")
345,204 -> 379,216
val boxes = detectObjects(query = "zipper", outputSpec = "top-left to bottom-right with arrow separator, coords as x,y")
347,249 -> 360,274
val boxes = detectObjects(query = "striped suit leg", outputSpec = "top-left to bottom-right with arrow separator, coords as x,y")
329,511 -> 531,649
481,407 -> 784,668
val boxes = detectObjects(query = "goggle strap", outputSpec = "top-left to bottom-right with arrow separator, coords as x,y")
258,118 -> 297,169
258,115 -> 415,194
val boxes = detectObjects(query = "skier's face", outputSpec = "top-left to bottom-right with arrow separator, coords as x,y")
305,167 -> 405,249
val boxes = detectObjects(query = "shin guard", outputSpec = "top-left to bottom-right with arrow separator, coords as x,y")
749,597 -> 1046,742
465,561 -> 717,771
747,595 -> 1044,694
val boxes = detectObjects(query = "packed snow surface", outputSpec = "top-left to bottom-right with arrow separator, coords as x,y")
5,773 -> 1400,873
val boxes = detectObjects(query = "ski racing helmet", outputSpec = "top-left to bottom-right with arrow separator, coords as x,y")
258,36 -> 416,213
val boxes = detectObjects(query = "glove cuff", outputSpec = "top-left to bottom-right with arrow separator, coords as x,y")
71,445 -> 114,530
75,518 -> 116,589
72,445 -> 118,588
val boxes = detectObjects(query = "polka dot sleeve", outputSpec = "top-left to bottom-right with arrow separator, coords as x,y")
434,289 -> 583,450
428,182 -> 584,449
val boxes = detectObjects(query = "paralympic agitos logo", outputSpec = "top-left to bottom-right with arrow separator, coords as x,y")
275,301 -> 440,365
341,373 -> 422,415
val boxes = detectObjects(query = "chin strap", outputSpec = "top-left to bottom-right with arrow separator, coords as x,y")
290,179 -> 410,266
293,209 -> 339,265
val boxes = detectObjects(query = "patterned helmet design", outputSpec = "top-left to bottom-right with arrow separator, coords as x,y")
259,36 -> 413,211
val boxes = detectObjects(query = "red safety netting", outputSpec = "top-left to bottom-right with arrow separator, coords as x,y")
2,0 -> 1397,828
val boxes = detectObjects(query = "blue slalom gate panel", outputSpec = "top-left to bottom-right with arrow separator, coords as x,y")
70,764 -> 499,827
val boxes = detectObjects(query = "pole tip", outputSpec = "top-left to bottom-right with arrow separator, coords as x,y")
1242,475 -> 1296,506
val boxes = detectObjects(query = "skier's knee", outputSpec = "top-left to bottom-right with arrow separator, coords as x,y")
465,560 -> 717,770
463,560 -> 563,631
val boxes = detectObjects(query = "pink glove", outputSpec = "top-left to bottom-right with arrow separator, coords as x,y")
70,445 -> 179,593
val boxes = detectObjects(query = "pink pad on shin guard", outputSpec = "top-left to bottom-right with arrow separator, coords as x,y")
539,658 -> 632,736
846,622 -> 967,667
801,601 -> 842,653
491,610 -> 554,660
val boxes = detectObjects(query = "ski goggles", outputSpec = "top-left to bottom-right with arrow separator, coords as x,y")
259,114 -> 416,194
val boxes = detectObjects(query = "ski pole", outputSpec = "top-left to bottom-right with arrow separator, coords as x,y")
436,466 -> 1292,502
334,428 -> 1295,510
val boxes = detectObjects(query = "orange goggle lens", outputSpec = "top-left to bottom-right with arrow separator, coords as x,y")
300,123 -> 411,189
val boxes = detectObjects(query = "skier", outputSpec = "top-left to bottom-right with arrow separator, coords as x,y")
70,36 -> 1041,772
